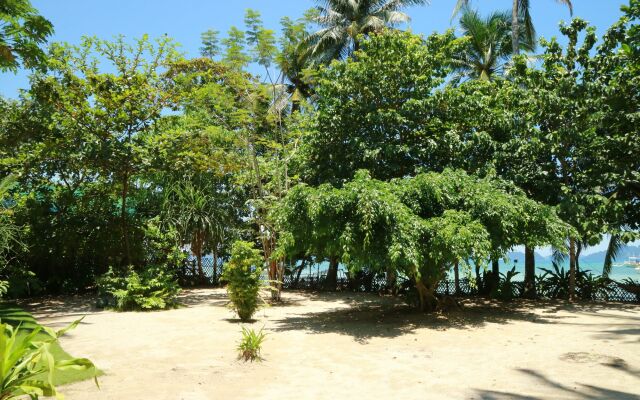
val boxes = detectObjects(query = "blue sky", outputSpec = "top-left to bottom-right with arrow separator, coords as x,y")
0,0 -> 628,97
0,0 -> 633,255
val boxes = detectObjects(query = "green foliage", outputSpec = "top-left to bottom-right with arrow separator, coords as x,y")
491,267 -> 520,301
302,30 -> 463,184
200,29 -> 221,58
539,263 -> 610,301
275,168 -> 569,310
222,26 -> 251,69
96,265 -> 181,311
222,241 -> 264,321
0,0 -> 53,71
452,8 -> 535,81
304,0 -> 429,63
0,319 -> 98,399
0,176 -> 21,268
237,326 -> 267,362
244,9 -> 277,68
0,281 -> 7,299
3,267 -> 41,299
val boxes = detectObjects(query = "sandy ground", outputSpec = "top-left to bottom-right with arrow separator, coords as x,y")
23,289 -> 640,400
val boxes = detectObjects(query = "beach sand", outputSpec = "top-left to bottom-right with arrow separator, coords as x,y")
26,289 -> 640,400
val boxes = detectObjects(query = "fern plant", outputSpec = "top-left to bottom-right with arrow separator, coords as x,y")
0,319 -> 98,399
237,326 -> 267,362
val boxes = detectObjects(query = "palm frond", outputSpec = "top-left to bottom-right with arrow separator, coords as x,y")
603,234 -> 623,278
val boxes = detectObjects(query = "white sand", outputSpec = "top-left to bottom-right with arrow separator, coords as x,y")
26,289 -> 640,400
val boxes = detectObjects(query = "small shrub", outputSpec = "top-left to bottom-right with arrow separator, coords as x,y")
221,241 -> 264,321
492,267 -> 520,301
0,319 -> 98,399
0,280 -> 7,299
237,326 -> 267,362
576,271 -> 609,301
96,265 -> 181,311
5,268 -> 42,299
539,263 -> 570,299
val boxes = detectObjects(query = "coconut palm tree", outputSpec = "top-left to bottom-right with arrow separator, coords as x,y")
453,0 -> 572,55
305,0 -> 429,63
452,9 -> 535,81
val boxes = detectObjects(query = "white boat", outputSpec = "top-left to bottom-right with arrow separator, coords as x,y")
614,256 -> 640,269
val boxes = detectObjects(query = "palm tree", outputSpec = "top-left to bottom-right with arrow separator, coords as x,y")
305,0 -> 429,63
453,0 -> 572,55
162,179 -> 225,281
452,9 -> 535,81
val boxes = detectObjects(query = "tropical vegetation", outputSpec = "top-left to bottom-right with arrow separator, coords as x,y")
0,0 -> 638,312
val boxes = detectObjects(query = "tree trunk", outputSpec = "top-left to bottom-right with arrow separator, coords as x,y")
474,264 -> 482,291
194,231 -> 205,281
512,0 -> 520,55
490,258 -> 500,294
386,267 -> 397,291
569,237 -> 577,301
212,249 -> 218,284
415,279 -> 437,312
454,261 -> 460,296
523,245 -> 537,298
294,258 -> 306,286
120,171 -> 131,266
324,256 -> 339,291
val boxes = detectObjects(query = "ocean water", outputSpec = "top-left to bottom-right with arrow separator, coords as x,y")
196,255 -> 640,282
289,260 -> 640,282
496,260 -> 640,282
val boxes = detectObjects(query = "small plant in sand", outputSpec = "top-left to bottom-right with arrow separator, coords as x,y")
221,241 -> 264,321
237,326 -> 267,362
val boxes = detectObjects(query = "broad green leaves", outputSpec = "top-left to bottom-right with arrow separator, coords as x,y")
274,169 -> 570,287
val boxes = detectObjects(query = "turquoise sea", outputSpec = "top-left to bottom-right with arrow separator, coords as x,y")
290,259 -> 640,282
496,260 -> 640,282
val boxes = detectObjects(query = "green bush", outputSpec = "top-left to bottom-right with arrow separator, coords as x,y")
491,267 -> 520,301
3,267 -> 42,299
96,265 -> 181,311
237,326 -> 267,362
221,241 -> 264,321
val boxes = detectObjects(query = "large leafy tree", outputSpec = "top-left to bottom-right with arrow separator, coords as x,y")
453,0 -> 572,54
19,36 -> 180,266
275,169 -> 569,310
0,0 -> 53,71
591,0 -> 640,276
300,30 -> 462,185
304,0 -> 428,63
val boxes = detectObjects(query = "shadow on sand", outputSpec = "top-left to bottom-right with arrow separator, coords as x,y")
475,368 -> 640,400
271,293 -> 640,344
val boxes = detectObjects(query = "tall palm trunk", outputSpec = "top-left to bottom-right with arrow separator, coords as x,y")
512,0 -> 520,55
193,230 -> 205,280
523,245 -> 536,298
569,237 -> 576,301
